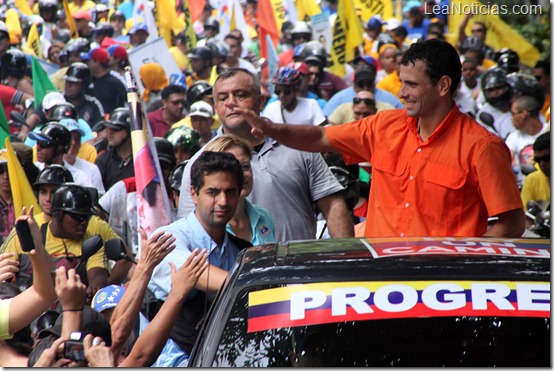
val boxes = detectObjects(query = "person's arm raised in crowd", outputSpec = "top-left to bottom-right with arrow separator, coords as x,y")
315,193 -> 355,238
458,13 -> 473,43
55,266 -> 87,338
8,206 -> 57,335
109,228 -> 176,357
234,107 -> 336,153
483,208 -> 526,238
119,249 -> 208,367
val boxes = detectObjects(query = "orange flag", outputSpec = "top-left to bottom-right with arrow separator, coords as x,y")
189,0 -> 206,22
256,0 -> 280,60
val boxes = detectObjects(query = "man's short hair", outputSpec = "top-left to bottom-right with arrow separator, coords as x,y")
224,34 -> 241,43
161,85 -> 187,100
214,67 -> 261,105
191,151 -> 244,194
533,132 -> 550,152
401,39 -> 461,96
474,21 -> 487,34
516,96 -> 540,117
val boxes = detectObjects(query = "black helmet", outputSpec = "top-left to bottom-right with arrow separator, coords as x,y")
105,107 -> 131,132
51,183 -> 95,215
204,19 -> 220,33
481,67 -> 512,109
154,137 -> 176,170
33,164 -> 74,191
169,162 -> 186,192
50,102 -> 78,120
29,122 -> 72,154
506,72 -> 546,107
495,48 -> 519,74
64,37 -> 91,55
38,0 -> 58,11
186,81 -> 213,106
1,49 -> 27,79
206,39 -> 229,58
65,62 -> 91,85
164,126 -> 202,154
301,41 -> 327,67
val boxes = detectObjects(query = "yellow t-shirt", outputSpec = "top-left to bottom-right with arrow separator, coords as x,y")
376,71 -> 402,100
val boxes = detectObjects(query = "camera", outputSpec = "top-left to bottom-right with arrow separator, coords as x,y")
64,332 -> 85,362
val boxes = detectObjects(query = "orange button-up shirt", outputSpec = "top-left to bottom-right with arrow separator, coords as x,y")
326,105 -> 523,237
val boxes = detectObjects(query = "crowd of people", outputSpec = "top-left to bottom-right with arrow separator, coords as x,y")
0,0 -> 550,366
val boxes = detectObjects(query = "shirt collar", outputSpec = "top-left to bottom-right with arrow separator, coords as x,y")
185,211 -> 230,255
406,104 -> 461,144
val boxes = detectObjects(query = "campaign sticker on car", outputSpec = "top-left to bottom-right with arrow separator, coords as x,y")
361,238 -> 550,259
247,281 -> 550,333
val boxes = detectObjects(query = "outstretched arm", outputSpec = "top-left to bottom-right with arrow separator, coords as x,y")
120,249 -> 208,367
8,206 -> 57,335
235,107 -> 337,153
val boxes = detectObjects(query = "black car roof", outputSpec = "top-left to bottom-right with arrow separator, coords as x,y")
230,237 -> 551,287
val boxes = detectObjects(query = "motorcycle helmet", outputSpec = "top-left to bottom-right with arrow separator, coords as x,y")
33,164 -> 74,192
1,49 -> 27,79
51,183 -> 95,215
481,67 -> 512,109
272,67 -> 302,86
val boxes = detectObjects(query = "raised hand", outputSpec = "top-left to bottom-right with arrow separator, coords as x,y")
168,248 -> 209,300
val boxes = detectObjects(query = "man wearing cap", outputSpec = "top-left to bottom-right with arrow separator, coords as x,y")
29,122 -> 94,188
59,118 -> 105,194
323,67 -> 404,117
95,108 -> 134,191
18,91 -> 66,141
72,10 -> 92,39
222,34 -> 256,74
128,23 -> 149,47
328,90 -> 386,126
185,46 -> 213,88
107,44 -> 129,78
81,47 -> 127,114
363,16 -> 384,57
147,85 -> 187,137
90,22 -> 114,48
187,101 -> 215,144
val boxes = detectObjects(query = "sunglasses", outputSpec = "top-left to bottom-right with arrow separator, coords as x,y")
472,28 -> 485,33
534,154 -> 550,163
37,140 -> 54,148
0,165 -> 7,175
65,212 -> 92,223
353,97 -> 375,105
275,87 -> 292,96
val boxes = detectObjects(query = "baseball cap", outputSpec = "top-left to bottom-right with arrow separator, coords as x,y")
367,16 -> 383,30
384,18 -> 401,31
288,61 -> 310,75
352,55 -> 376,68
43,91 -> 66,110
80,47 -> 110,64
128,22 -> 148,35
59,118 -> 85,136
188,101 -> 214,118
354,69 -> 375,85
38,306 -> 112,346
72,9 -> 91,21
91,285 -> 126,312
107,44 -> 128,62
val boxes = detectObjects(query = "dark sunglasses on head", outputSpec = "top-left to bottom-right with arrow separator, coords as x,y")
353,97 -> 375,106
65,212 -> 92,223
534,154 -> 550,163
0,165 -> 7,175
275,87 -> 292,96
37,140 -> 54,148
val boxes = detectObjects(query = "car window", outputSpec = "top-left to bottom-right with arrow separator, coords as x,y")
212,284 -> 550,367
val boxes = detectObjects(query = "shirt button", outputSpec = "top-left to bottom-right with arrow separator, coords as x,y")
409,176 -> 414,181
417,148 -> 422,153
400,232 -> 405,237
405,202 -> 409,208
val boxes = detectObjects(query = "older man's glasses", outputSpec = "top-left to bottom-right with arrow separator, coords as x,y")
353,97 -> 375,105
275,88 -> 293,96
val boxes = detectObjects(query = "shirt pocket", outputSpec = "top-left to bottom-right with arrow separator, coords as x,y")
371,149 -> 408,208
418,162 -> 468,223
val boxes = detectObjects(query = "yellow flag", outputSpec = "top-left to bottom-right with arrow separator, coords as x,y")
156,0 -> 186,47
269,0 -> 285,36
5,9 -> 22,40
62,0 -> 79,39
296,0 -> 321,21
24,23 -> 41,57
5,139 -> 42,218
353,0 -> 393,23
448,0 -> 540,67
14,0 -> 33,16
329,0 -> 364,78
209,65 -> 218,86
182,0 -> 197,52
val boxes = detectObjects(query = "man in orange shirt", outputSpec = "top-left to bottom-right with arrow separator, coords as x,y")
238,39 -> 525,238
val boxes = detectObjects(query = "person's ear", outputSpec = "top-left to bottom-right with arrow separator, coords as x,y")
190,186 -> 198,205
438,75 -> 451,97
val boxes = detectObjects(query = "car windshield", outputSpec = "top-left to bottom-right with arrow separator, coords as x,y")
211,285 -> 550,367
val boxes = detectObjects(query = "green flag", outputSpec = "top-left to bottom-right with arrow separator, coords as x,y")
31,56 -> 57,109
0,101 -> 10,149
